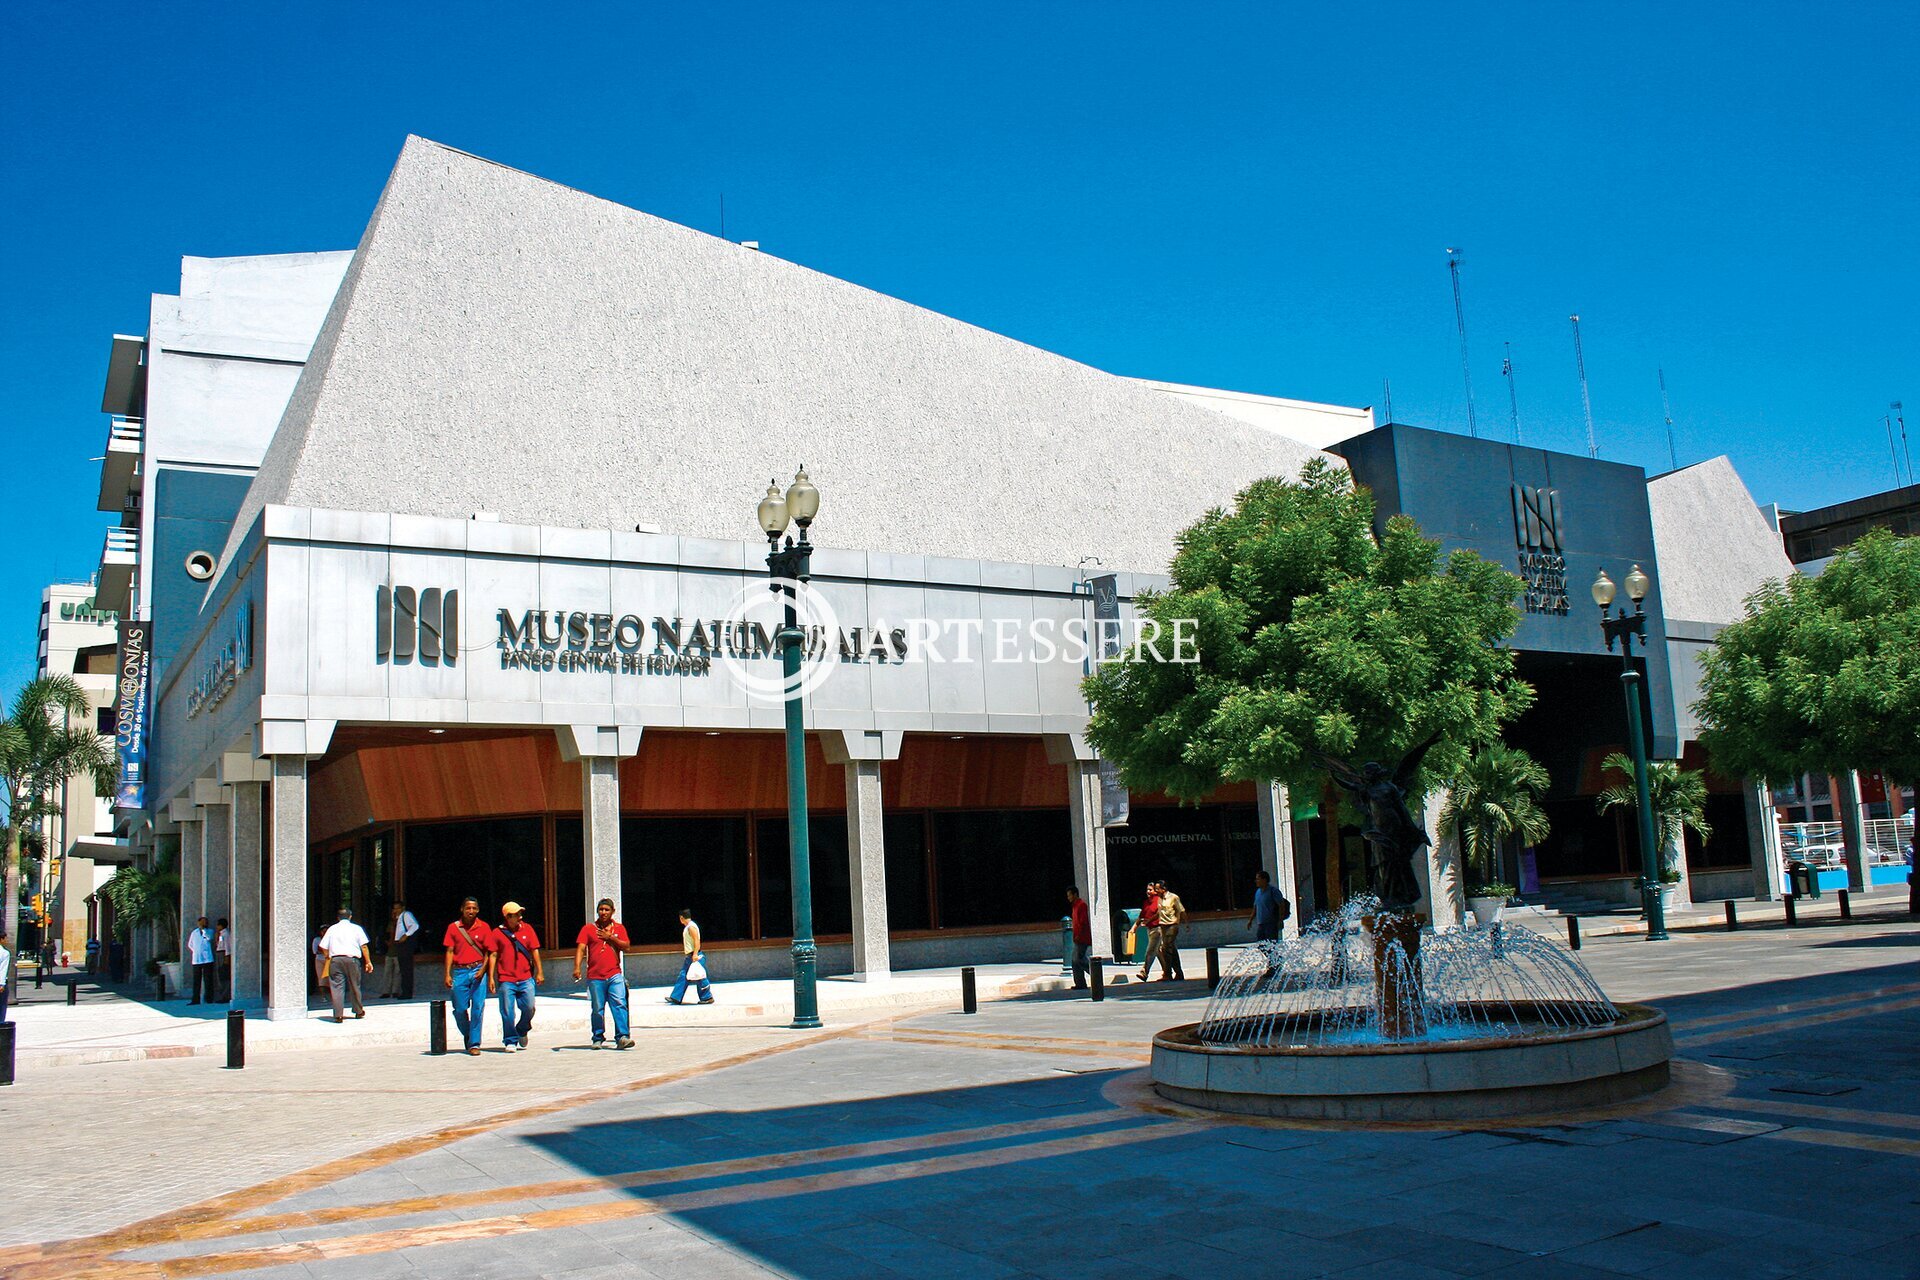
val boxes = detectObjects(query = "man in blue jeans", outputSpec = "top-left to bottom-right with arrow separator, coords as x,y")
491,902 -> 542,1051
441,897 -> 495,1055
573,898 -> 633,1049
668,907 -> 714,1005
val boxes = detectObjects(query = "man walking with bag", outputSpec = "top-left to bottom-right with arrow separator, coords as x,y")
667,907 -> 714,1005
1156,880 -> 1187,981
318,907 -> 373,1022
1246,870 -> 1290,943
442,897 -> 495,1055
573,898 -> 633,1049
1134,883 -> 1163,982
491,902 -> 542,1051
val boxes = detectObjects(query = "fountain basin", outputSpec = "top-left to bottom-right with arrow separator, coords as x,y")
1151,1002 -> 1671,1122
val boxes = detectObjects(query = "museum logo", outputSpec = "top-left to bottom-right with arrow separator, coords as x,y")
186,599 -> 254,719
376,586 -> 460,666
1510,485 -> 1570,616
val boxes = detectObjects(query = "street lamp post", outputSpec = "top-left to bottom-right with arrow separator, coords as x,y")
1592,565 -> 1668,942
757,466 -> 824,1028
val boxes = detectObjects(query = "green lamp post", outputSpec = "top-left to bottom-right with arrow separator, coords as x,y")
1593,565 -> 1669,942
758,466 -> 824,1028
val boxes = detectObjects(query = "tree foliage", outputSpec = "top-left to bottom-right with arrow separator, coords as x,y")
1,675 -> 116,949
1595,752 -> 1710,880
99,843 -> 180,948
1696,529 -> 1920,782
1083,459 -> 1534,803
1440,744 -> 1553,887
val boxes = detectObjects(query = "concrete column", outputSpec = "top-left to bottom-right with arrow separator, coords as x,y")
1839,770 -> 1871,892
844,759 -> 890,980
267,756 -> 309,1022
1745,783 -> 1782,901
1417,790 -> 1465,931
176,818 -> 204,958
1290,815 -> 1318,923
1255,781 -> 1305,939
201,799 -> 232,934
581,756 -> 622,921
229,781 -> 267,1006
1065,760 -> 1114,959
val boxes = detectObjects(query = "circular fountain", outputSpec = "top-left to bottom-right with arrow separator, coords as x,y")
1151,899 -> 1672,1122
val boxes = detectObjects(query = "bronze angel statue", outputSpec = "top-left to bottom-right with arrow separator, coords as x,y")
1320,732 -> 1442,911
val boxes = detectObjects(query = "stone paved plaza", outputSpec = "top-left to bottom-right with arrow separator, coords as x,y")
3,903 -> 1918,1280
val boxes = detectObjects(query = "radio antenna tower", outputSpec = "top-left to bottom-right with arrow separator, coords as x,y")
1383,377 -> 1395,424
1501,342 -> 1523,444
1570,315 -> 1597,458
1896,402 -> 1911,486
1446,248 -> 1479,438
1885,413 -> 1903,487
1658,368 -> 1679,471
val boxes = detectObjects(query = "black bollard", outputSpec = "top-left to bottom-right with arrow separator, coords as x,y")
429,999 -> 448,1055
1784,894 -> 1798,927
1567,916 -> 1582,951
0,1021 -> 13,1086
1838,888 -> 1853,920
225,1009 -> 245,1070
1090,956 -> 1105,1002
67,979 -> 78,1006
35,963 -> 44,990
156,971 -> 167,1002
961,966 -> 978,1014
1205,947 -> 1220,990
1725,901 -> 1739,932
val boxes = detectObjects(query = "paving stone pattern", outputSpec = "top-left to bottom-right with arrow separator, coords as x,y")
1,905 -> 1917,1278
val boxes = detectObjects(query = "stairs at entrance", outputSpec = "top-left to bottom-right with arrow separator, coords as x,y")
1525,882 -> 1642,918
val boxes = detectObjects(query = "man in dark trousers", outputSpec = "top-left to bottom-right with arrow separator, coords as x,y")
389,900 -> 421,999
1066,886 -> 1092,988
1247,870 -> 1291,943
186,917 -> 216,1005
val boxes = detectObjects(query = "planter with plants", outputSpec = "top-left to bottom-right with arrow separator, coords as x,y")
1465,883 -> 1517,926
1595,752 -> 1710,919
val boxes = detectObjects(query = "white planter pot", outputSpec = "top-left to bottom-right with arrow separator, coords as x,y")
1656,886 -> 1677,914
158,960 -> 183,994
1467,897 -> 1506,927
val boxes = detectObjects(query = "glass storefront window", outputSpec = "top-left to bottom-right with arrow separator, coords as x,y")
404,818 -> 544,951
756,815 -> 852,939
619,816 -> 751,945
930,810 -> 1072,927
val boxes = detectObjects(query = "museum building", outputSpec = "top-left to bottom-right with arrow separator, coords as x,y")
95,138 -> 1793,1018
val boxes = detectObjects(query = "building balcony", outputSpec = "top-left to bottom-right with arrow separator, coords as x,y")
96,416 -> 143,514
95,525 -> 138,616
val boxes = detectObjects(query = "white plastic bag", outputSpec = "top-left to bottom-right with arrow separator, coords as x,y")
685,958 -> 707,982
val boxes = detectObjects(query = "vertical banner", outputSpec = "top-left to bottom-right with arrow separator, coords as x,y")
1088,574 -> 1130,828
114,620 -> 152,811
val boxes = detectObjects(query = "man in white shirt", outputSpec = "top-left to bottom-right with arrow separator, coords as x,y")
318,907 -> 374,1023
385,901 -> 421,1000
186,917 -> 216,1005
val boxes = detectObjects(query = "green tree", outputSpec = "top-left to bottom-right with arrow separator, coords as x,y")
1594,752 -> 1710,882
1696,528 -> 1920,784
1083,459 -> 1534,826
99,842 -> 181,954
1,676 -> 116,968
1440,743 -> 1552,891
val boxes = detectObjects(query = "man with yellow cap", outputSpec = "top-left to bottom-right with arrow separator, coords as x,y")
491,901 -> 543,1052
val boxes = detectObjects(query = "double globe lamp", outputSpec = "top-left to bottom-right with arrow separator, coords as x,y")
1593,564 -> 1668,941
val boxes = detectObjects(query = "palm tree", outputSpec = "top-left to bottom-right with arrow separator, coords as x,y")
1,676 -> 116,982
1441,744 -> 1552,892
1595,752 -> 1711,880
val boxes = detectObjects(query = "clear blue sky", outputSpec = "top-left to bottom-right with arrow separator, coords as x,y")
2,2 -> 1914,692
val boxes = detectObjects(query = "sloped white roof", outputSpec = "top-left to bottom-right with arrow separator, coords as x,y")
221,137 -> 1335,578
1648,455 -> 1795,623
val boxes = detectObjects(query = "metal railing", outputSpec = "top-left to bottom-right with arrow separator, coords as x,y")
102,526 -> 138,559
1781,818 -> 1912,867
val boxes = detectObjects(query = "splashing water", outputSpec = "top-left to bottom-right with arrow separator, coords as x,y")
1196,896 -> 1620,1047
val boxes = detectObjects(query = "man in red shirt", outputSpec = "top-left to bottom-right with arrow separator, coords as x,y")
572,898 -> 633,1049
1066,886 -> 1092,989
1136,883 -> 1164,981
491,901 -> 543,1052
442,897 -> 495,1055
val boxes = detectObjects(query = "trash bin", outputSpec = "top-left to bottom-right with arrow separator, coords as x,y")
1119,909 -> 1142,963
1788,859 -> 1821,900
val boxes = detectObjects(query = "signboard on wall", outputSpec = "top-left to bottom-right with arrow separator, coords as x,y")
114,620 -> 152,811
1088,574 -> 1130,827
